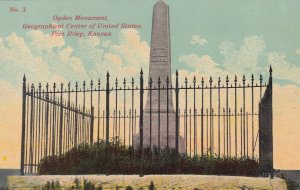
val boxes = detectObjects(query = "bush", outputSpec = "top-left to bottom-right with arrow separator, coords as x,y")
38,139 -> 259,176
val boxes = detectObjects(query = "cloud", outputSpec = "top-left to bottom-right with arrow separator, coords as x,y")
0,31 -> 94,85
60,46 -> 73,63
78,36 -> 100,49
296,49 -> 300,55
179,54 -> 218,71
219,35 -> 266,74
268,52 -> 300,85
27,30 -> 65,51
191,35 -> 208,46
111,29 -> 150,70
0,32 -> 50,84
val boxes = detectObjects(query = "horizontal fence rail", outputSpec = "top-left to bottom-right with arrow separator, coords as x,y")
20,67 -> 273,177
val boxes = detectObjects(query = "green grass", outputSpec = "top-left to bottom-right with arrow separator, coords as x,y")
38,139 -> 259,176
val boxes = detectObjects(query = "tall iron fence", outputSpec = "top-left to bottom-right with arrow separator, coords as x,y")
20,67 -> 273,176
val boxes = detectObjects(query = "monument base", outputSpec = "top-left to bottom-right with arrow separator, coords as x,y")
133,111 -> 185,153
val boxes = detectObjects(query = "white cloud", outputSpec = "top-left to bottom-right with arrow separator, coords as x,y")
78,36 -> 100,49
0,31 -> 93,87
296,49 -> 300,55
178,54 -> 230,79
0,32 -> 50,84
219,35 -> 266,74
191,35 -> 208,46
268,52 -> 300,85
107,29 -> 150,78
27,30 -> 65,51
60,46 -> 73,63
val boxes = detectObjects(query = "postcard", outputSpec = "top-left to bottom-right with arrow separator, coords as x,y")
0,0 -> 299,189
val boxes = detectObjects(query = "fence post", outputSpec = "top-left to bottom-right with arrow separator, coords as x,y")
90,107 -> 94,145
106,72 -> 110,144
149,77 -> 153,149
193,76 -> 196,156
45,83 -> 49,156
185,77 -> 188,155
201,77 -> 204,156
59,83 -> 63,155
52,83 -> 56,155
75,82 -> 78,147
123,78 -> 126,147
20,75 -> 26,175
158,77 -> 161,151
97,79 -> 101,142
269,65 -> 274,179
175,70 -> 179,154
131,78 -> 135,147
166,76 -> 169,148
115,78 -> 118,139
139,69 -> 144,154
90,80 -> 94,145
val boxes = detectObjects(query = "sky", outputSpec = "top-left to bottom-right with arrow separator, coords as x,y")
0,0 -> 300,169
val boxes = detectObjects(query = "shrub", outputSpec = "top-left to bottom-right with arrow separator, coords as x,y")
38,139 -> 259,176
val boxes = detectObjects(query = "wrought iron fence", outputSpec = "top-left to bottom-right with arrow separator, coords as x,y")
20,66 -> 273,176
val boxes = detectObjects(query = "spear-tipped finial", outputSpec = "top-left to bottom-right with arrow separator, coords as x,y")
123,78 -> 126,85
260,74 -> 263,83
98,78 -> 101,85
226,75 -> 229,83
90,79 -> 93,86
185,77 -> 187,84
176,70 -> 178,76
23,74 -> 26,81
193,76 -> 196,83
140,69 -> 143,75
251,74 -> 254,81
201,77 -> 204,84
150,77 -> 153,85
209,76 -> 212,83
106,71 -> 110,78
83,81 -> 86,87
158,76 -> 161,84
269,65 -> 273,75
68,82 -> 71,87
53,82 -> 56,89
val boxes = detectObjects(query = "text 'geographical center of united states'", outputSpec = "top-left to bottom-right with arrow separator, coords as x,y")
22,15 -> 143,38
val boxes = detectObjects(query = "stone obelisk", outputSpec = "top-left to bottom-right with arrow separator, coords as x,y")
134,0 -> 185,153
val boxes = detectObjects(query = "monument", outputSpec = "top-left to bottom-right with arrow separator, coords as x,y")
134,0 -> 185,153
